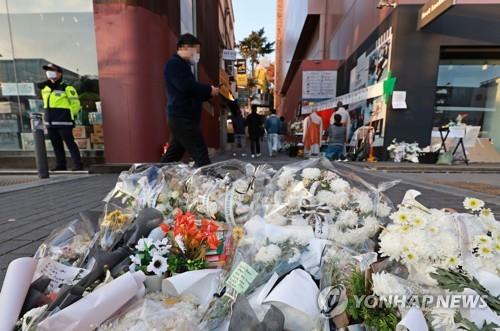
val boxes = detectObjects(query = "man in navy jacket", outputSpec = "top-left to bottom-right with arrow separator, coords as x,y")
160,33 -> 219,167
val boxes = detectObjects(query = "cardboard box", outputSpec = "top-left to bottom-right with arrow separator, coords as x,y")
93,124 -> 103,136
0,101 -> 21,114
91,133 -> 104,144
75,138 -> 91,150
73,126 -> 88,139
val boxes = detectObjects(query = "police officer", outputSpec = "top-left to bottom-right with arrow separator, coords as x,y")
40,63 -> 83,171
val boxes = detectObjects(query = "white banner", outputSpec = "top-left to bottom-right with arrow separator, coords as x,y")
302,81 -> 385,114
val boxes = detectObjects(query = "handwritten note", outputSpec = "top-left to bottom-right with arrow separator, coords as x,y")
226,262 -> 258,294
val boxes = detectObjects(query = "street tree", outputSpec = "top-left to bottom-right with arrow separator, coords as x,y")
237,28 -> 275,78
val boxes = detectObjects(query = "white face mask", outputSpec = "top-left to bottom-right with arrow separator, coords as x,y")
191,52 -> 200,65
46,71 -> 58,80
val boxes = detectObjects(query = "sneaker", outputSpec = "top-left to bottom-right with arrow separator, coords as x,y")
251,154 -> 255,158
232,153 -> 237,157
241,153 -> 247,157
256,153 -> 261,158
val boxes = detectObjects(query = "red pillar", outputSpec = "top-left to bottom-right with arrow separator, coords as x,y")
93,1 -> 180,163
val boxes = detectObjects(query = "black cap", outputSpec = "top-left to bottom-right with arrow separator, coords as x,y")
42,63 -> 63,72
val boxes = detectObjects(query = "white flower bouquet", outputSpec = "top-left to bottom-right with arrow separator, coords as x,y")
199,216 -> 315,330
153,164 -> 194,217
187,160 -> 273,225
103,165 -> 165,211
387,139 -> 421,163
258,158 -> 394,249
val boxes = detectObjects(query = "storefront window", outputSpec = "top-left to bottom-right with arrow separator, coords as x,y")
433,55 -> 500,152
0,0 -> 102,151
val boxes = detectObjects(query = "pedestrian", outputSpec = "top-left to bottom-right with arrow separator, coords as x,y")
265,108 -> 281,157
40,63 -> 83,171
161,33 -> 219,167
246,105 -> 263,158
229,100 -> 247,157
278,116 -> 288,152
325,114 -> 347,160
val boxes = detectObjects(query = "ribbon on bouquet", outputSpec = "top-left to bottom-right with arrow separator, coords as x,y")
298,199 -> 331,238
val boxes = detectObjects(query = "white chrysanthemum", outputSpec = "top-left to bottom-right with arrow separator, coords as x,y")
316,190 -> 335,205
330,178 -> 350,192
480,208 -> 496,222
277,171 -> 294,190
267,229 -> 290,244
431,309 -> 457,330
301,168 -> 321,181
355,191 -> 373,214
410,213 -> 427,228
147,254 -> 168,275
379,229 -> 404,259
208,202 -> 219,217
390,210 -> 411,224
463,197 -> 485,211
372,272 -> 408,301
170,190 -> 180,199
255,244 -> 282,264
337,210 -> 359,227
376,202 -> 392,217
331,192 -> 350,209
136,238 -> 154,252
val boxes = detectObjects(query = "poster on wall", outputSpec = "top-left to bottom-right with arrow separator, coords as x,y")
367,27 -> 392,86
302,70 -> 337,102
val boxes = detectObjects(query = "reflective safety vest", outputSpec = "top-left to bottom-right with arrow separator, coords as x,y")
41,82 -> 80,128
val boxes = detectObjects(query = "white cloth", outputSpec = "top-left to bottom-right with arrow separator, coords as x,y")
303,112 -> 323,156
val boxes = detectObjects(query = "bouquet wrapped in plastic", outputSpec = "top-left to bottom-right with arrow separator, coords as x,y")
257,158 -> 396,250
187,160 -> 273,225
153,164 -> 194,216
199,215 -> 316,330
104,164 -> 165,211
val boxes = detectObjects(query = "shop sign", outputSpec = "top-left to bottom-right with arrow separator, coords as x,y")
236,59 -> 247,75
1,82 -> 35,96
236,74 -> 248,88
222,49 -> 237,61
418,0 -> 456,30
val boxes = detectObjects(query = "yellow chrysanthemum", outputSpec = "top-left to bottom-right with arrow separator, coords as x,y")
232,226 -> 245,242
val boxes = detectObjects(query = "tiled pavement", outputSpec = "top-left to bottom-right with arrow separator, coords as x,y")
1,154 -> 500,284
0,174 -> 118,282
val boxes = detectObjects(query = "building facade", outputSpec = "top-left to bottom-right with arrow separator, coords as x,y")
276,0 -> 500,161
0,0 -> 235,167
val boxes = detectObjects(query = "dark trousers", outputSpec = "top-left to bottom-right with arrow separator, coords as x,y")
249,136 -> 260,155
160,117 -> 211,167
47,127 -> 82,168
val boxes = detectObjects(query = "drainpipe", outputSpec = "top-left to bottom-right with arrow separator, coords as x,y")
318,0 -> 328,60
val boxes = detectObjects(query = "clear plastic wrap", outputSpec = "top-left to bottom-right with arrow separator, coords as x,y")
98,293 -> 202,331
34,215 -> 97,267
199,215 -> 314,330
98,204 -> 134,251
153,164 -> 194,216
256,157 -> 396,250
103,164 -> 165,211
187,159 -> 274,225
